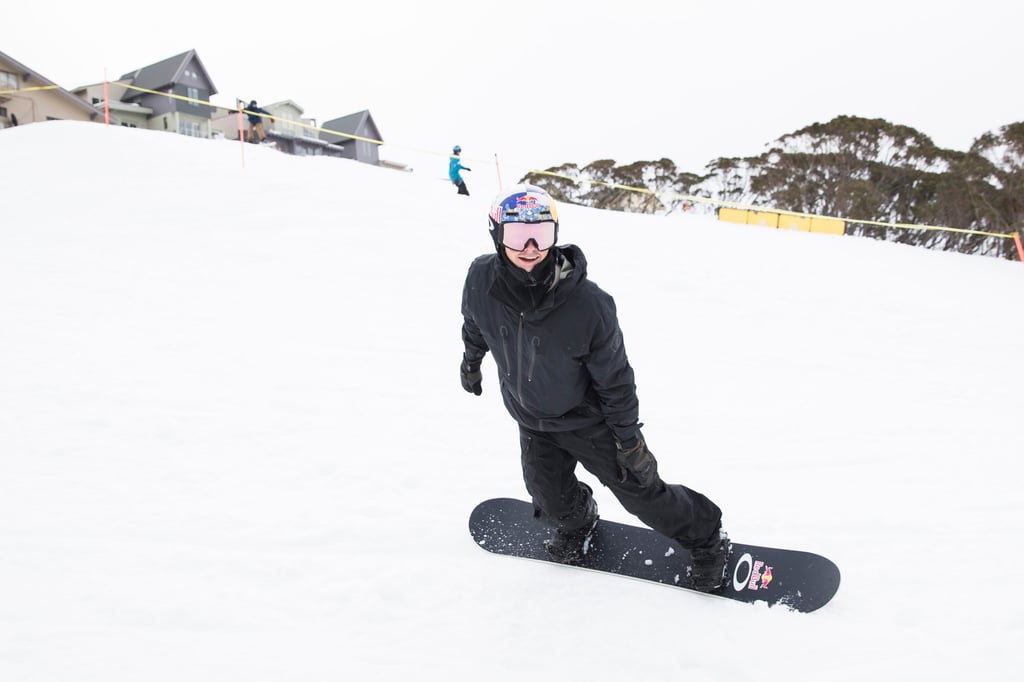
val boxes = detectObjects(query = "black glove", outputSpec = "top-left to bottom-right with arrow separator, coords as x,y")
460,356 -> 482,396
464,167 -> 472,171
615,431 -> 658,487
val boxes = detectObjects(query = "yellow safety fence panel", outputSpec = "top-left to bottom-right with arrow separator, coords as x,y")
809,216 -> 845,235
778,214 -> 811,232
748,211 -> 780,228
718,208 -> 748,225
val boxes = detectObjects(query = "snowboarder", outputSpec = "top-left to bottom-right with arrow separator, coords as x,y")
241,99 -> 271,144
459,184 -> 731,591
449,145 -> 471,195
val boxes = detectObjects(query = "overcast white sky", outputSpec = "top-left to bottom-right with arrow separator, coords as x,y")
8,0 -> 1023,175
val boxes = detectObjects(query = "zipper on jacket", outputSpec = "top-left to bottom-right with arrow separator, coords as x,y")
527,336 -> 540,382
515,312 -> 526,403
499,325 -> 512,377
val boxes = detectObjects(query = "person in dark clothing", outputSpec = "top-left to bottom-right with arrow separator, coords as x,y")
449,145 -> 471,195
460,184 -> 730,591
241,99 -> 270,143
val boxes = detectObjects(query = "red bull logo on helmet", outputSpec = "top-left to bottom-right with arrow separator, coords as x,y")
490,187 -> 558,224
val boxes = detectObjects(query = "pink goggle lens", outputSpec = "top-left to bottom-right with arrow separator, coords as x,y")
501,221 -> 556,251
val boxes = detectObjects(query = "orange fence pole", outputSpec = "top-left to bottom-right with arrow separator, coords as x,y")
494,153 -> 503,191
237,104 -> 246,168
1014,231 -> 1024,263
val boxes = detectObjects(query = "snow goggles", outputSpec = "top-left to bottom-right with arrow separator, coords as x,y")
501,221 -> 557,251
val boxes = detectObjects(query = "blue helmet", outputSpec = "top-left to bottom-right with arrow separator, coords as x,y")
452,145 -> 461,153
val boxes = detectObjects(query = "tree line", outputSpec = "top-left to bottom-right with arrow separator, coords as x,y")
524,116 -> 1024,260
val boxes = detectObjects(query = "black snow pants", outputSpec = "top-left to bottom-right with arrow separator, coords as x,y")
519,422 -> 722,549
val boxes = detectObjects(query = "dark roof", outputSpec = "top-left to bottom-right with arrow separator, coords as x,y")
119,49 -> 218,99
321,110 -> 382,144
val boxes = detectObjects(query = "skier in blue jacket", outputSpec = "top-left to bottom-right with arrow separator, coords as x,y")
449,145 -> 471,195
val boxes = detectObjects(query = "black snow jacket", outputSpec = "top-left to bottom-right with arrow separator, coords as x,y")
461,244 -> 640,442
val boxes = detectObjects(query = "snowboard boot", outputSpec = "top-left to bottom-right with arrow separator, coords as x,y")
687,525 -> 731,592
543,484 -> 599,565
544,515 -> 598,565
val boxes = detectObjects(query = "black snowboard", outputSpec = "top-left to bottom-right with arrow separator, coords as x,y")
469,497 -> 841,613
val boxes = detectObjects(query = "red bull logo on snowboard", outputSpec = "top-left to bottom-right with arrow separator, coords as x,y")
752,564 -> 773,590
731,552 -> 774,592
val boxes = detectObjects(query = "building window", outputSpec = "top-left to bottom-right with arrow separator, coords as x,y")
178,119 -> 202,137
187,87 -> 199,106
0,70 -> 18,91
